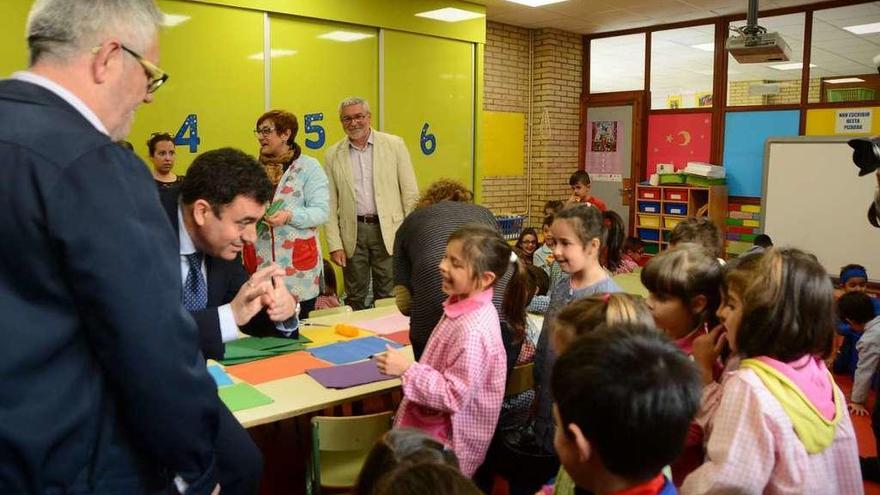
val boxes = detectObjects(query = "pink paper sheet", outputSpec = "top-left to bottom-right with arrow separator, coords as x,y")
351,312 -> 410,335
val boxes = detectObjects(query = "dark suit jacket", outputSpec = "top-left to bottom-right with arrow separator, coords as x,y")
0,79 -> 218,494
160,190 -> 280,360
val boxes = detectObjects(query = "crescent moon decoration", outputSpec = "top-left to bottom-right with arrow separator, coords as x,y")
677,130 -> 691,146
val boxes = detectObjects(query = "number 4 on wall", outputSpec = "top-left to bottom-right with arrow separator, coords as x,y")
173,114 -> 200,153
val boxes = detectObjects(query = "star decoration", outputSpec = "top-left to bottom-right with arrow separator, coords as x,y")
665,134 -> 673,143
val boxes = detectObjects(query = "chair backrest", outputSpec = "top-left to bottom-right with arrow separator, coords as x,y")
374,297 -> 397,308
312,411 -> 394,452
505,363 -> 534,397
309,305 -> 354,318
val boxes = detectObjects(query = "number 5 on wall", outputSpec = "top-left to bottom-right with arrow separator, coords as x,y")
173,114 -> 200,153
304,113 -> 325,150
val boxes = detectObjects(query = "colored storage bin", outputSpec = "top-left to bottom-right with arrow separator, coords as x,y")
741,205 -> 761,213
638,214 -> 660,228
664,203 -> 687,215
644,243 -> 660,255
659,173 -> 686,185
662,230 -> 671,242
664,188 -> 688,201
638,201 -> 660,214
664,217 -> 682,230
743,219 -> 760,227
638,187 -> 661,200
638,228 -> 660,242
726,218 -> 743,226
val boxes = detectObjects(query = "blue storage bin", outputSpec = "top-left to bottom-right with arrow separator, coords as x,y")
638,201 -> 660,214
638,228 -> 660,242
495,215 -> 524,240
664,203 -> 687,215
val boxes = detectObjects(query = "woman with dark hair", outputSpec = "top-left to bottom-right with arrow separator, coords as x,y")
513,228 -> 539,266
253,110 -> 329,318
146,132 -> 180,190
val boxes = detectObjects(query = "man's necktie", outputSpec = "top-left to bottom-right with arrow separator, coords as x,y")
183,252 -> 207,311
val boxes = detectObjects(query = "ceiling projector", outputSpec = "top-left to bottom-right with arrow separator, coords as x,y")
725,0 -> 791,64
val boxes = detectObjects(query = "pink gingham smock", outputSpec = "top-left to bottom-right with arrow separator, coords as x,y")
395,287 -> 507,476
681,366 -> 863,495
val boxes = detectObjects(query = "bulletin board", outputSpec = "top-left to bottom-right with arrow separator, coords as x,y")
383,30 -> 474,190
481,111 -> 524,176
722,110 -> 800,197
761,137 -> 880,280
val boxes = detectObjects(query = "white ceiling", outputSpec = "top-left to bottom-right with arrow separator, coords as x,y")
473,0 -> 837,34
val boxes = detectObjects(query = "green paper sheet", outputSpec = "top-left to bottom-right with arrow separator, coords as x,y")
232,335 -> 312,351
218,383 -> 274,412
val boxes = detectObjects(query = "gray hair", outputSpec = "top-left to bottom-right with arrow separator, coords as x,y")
338,97 -> 370,117
27,0 -> 162,65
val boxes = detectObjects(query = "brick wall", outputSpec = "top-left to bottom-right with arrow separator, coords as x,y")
728,78 -> 821,106
481,22 -> 582,227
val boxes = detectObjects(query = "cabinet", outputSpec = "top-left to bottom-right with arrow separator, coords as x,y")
635,184 -> 728,256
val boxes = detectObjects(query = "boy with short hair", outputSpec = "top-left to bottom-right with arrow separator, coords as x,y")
568,170 -> 607,211
551,323 -> 701,495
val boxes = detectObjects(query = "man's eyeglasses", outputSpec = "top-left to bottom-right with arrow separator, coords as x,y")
85,42 -> 168,94
341,113 -> 369,125
120,45 -> 168,94
253,126 -> 276,137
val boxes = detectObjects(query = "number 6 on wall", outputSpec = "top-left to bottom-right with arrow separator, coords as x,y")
173,114 -> 200,153
420,122 -> 436,156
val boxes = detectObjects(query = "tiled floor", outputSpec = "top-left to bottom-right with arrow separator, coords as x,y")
835,373 -> 880,495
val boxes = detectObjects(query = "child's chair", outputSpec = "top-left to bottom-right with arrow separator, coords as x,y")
307,411 -> 394,495
374,297 -> 397,308
308,305 -> 354,318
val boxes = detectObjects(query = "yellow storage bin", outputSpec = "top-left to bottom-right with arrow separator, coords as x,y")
639,214 -> 660,228
664,217 -> 682,230
741,205 -> 761,213
743,219 -> 760,227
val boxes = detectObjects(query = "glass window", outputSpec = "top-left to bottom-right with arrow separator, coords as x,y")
590,33 -> 645,93
727,13 -> 806,106
650,25 -> 715,109
810,2 -> 880,103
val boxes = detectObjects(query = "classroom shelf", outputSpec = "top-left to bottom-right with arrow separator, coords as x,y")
634,184 -> 728,257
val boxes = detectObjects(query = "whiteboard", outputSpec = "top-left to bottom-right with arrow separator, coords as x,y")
762,137 -> 880,281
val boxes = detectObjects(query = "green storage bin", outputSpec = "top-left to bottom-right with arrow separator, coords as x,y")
659,173 -> 686,184
827,87 -> 876,103
644,243 -> 660,255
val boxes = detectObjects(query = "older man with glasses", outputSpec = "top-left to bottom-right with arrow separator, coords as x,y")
0,1 -> 222,494
324,97 -> 420,310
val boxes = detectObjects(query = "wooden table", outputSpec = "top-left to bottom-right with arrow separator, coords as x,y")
231,305 -> 410,428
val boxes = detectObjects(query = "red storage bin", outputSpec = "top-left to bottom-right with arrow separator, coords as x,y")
638,187 -> 661,200
664,188 -> 689,202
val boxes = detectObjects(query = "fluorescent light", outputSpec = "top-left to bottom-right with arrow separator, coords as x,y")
504,0 -> 568,6
843,22 -> 880,35
247,49 -> 297,61
768,62 -> 815,71
161,13 -> 190,27
415,7 -> 484,22
825,77 -> 866,84
691,42 -> 715,52
318,31 -> 374,42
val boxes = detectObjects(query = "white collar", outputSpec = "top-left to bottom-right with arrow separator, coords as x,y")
177,205 -> 198,256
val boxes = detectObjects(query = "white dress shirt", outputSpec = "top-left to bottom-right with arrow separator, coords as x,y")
12,71 -> 109,135
348,130 -> 377,216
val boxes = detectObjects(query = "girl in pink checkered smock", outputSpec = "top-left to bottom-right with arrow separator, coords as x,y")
682,249 -> 862,494
376,223 -> 530,476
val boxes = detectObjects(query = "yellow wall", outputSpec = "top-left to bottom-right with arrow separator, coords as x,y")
268,15 -> 378,160
0,0 -> 31,76
132,0 -> 265,173
482,111 -> 525,176
805,107 -> 880,137
383,30 -> 475,190
190,0 -> 485,43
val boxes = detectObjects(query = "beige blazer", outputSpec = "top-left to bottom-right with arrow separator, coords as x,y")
324,129 -> 420,258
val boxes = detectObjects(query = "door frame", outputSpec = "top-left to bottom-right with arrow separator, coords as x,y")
579,90 -> 647,236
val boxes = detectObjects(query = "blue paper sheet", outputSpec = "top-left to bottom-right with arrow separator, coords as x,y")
308,336 -> 403,365
208,364 -> 234,387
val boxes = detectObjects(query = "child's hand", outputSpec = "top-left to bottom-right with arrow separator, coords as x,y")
375,345 -> 412,376
567,194 -> 580,204
849,402 -> 870,416
692,324 -> 727,385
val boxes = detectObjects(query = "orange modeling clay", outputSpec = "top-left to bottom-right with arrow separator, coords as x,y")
334,323 -> 361,337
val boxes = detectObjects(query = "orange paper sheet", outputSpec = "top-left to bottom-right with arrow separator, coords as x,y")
225,351 -> 332,385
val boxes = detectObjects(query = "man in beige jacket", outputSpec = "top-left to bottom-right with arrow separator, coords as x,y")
324,97 -> 419,310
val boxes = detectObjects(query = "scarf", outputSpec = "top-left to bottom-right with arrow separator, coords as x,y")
258,149 -> 295,186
